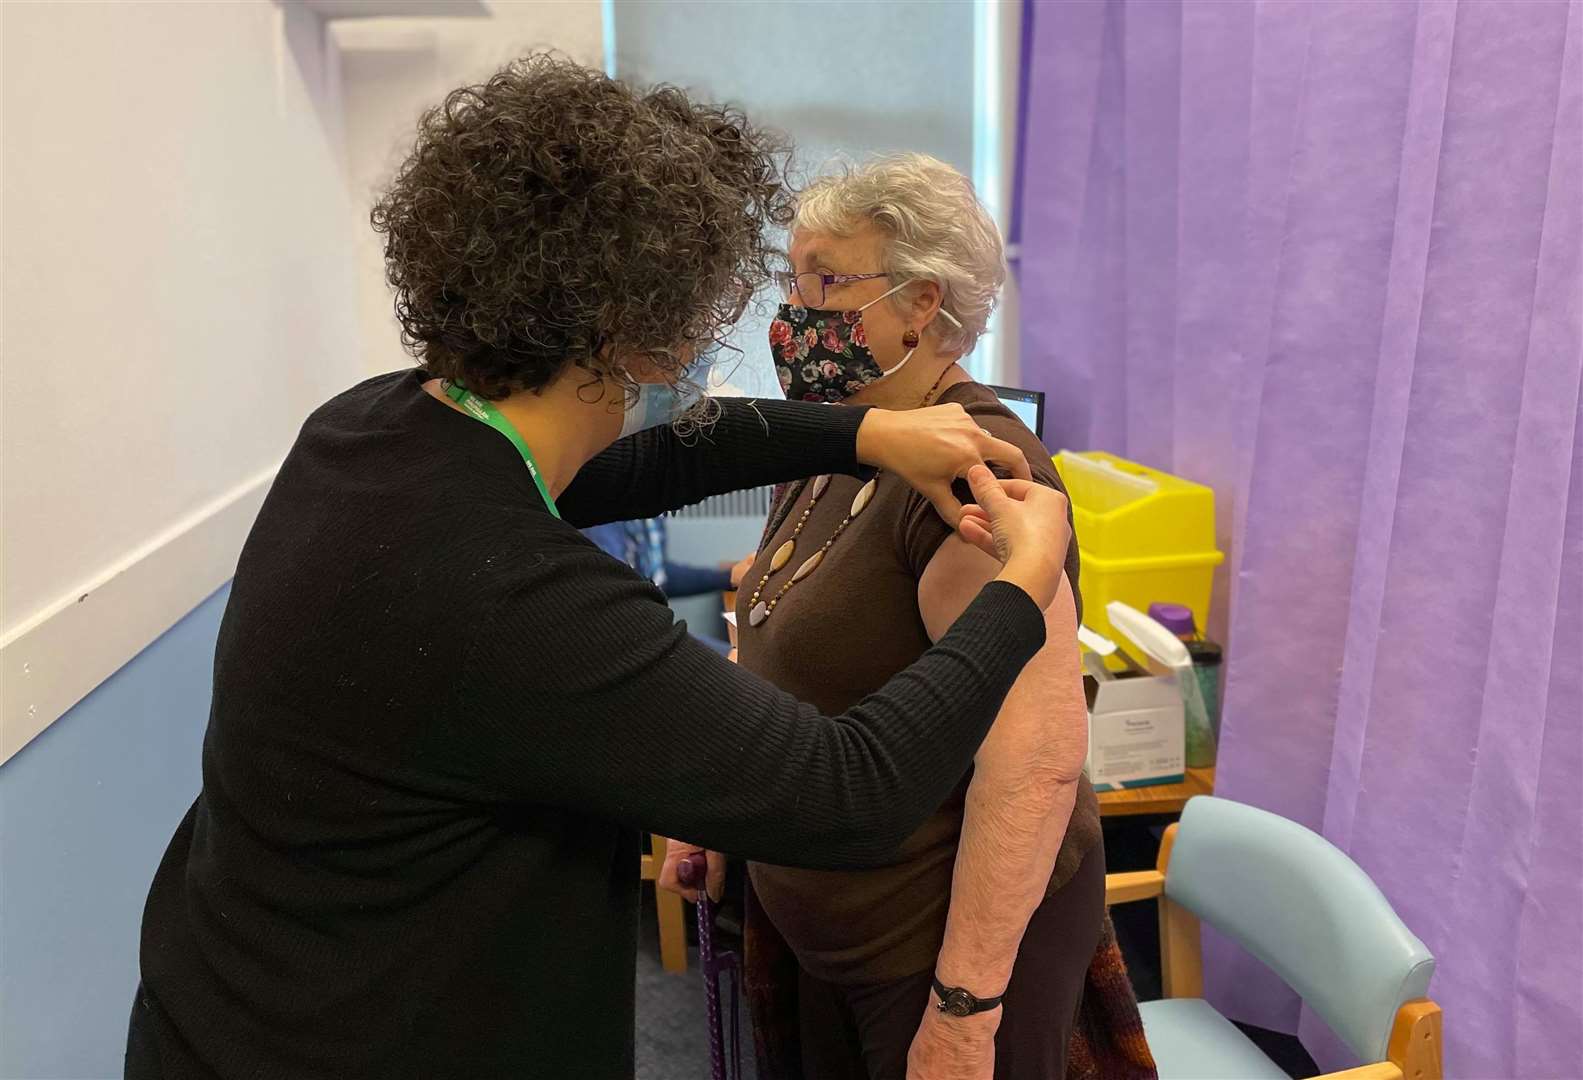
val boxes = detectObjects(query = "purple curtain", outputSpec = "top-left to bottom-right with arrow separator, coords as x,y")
1016,2 -> 1582,1075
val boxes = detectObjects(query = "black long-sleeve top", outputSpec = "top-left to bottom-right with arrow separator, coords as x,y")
131,371 -> 1046,1079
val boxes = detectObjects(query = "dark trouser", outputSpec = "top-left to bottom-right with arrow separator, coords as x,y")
795,843 -> 1107,1080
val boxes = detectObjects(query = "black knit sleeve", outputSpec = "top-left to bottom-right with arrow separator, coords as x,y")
449,550 -> 1045,870
557,398 -> 872,527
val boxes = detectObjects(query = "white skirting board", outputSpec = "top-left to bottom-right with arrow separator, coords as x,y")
1,464 -> 280,765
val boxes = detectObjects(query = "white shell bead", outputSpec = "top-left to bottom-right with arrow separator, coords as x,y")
791,550 -> 825,582
850,479 -> 877,517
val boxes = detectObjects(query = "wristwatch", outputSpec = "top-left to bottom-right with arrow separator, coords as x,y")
931,976 -> 1004,1017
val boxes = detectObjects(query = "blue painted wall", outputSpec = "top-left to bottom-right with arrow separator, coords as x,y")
1,587 -> 228,1080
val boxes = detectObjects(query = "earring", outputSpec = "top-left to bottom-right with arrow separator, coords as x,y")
902,328 -> 920,348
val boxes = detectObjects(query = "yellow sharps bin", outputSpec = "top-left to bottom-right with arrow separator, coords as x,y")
1053,451 -> 1224,664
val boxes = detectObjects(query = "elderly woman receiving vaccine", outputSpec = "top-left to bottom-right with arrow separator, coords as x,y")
663,155 -> 1153,1080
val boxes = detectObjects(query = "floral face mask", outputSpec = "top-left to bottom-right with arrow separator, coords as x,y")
770,281 -> 935,402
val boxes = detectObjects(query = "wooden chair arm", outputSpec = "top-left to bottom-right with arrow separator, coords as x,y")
1387,999 -> 1443,1080
1276,1000 -> 1443,1080
1105,870 -> 1166,905
1314,1065 -> 1402,1080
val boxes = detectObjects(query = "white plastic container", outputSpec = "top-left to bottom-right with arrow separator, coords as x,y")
1086,675 -> 1186,790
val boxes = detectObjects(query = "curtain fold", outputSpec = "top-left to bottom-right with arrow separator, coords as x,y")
1016,2 -> 1582,1075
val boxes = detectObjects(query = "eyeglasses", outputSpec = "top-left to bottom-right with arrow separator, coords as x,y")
772,270 -> 890,308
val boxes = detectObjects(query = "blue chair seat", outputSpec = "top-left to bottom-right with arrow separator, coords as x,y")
1139,998 -> 1290,1080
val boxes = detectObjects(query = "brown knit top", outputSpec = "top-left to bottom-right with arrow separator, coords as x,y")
739,380 -> 1102,985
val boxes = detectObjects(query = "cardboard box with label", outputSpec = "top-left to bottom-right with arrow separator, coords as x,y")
1086,674 -> 1185,791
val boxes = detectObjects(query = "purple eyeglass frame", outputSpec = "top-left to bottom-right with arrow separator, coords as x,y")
773,270 -> 889,307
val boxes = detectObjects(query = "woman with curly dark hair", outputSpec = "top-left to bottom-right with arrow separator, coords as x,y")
125,55 -> 1071,1079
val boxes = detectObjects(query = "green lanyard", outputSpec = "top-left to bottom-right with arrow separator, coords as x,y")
443,381 -> 561,519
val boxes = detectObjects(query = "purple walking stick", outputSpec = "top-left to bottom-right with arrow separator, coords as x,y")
677,851 -> 742,1080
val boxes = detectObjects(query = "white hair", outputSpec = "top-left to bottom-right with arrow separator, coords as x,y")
793,153 -> 1006,355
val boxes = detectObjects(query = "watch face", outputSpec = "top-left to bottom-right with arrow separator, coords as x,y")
945,990 -> 973,1017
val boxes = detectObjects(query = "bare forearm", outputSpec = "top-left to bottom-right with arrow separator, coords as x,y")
935,757 -> 1080,994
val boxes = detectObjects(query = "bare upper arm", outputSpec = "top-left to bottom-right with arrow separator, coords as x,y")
918,536 -> 1087,777
917,535 -> 1078,645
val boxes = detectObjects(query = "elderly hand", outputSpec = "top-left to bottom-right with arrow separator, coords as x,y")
856,405 -> 1033,528
657,838 -> 725,903
906,1003 -> 998,1080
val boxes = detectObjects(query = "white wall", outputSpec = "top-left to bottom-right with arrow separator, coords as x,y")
0,1 -> 610,761
1,0 -> 364,760
335,1 -> 604,377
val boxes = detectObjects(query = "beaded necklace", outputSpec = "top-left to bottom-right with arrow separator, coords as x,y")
745,364 -> 958,627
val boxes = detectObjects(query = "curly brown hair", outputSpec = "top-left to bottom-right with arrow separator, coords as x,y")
371,54 -> 793,401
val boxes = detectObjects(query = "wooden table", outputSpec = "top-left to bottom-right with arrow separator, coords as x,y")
1096,767 -> 1215,817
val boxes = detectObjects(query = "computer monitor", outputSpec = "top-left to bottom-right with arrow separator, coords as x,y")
988,385 -> 1046,440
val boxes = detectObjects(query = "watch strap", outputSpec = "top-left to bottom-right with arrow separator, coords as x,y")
931,976 -> 1004,1016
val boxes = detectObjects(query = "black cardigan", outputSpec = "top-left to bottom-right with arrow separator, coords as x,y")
131,371 -> 1045,1079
